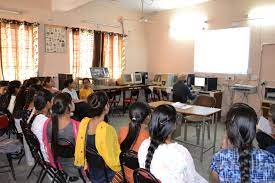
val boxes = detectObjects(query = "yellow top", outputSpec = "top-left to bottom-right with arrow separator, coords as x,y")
74,117 -> 121,172
79,87 -> 93,100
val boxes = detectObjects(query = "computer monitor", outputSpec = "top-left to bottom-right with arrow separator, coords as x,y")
90,67 -> 109,78
194,77 -> 205,87
133,73 -> 142,84
119,74 -> 133,85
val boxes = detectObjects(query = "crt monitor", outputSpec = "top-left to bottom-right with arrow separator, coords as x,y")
121,74 -> 133,85
194,77 -> 205,87
134,73 -> 142,84
90,67 -> 109,78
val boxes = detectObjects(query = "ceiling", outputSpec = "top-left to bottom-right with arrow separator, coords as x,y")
116,0 -> 210,13
52,0 -> 210,12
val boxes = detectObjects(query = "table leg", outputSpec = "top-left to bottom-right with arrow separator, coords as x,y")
213,113 -> 218,154
123,90 -> 126,113
200,117 -> 206,162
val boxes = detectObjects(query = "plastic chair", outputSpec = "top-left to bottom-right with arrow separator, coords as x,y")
184,95 -> 216,144
119,150 -> 139,183
133,168 -> 160,183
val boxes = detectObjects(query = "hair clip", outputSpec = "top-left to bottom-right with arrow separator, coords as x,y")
132,117 -> 136,121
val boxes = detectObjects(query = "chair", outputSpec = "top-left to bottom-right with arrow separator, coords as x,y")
20,120 -> 66,183
86,146 -> 110,182
108,89 -> 122,115
119,150 -> 139,183
184,95 -> 216,145
161,90 -> 169,101
133,168 -> 160,183
0,136 -> 22,181
152,89 -> 161,101
124,88 -> 140,111
56,138 -> 86,182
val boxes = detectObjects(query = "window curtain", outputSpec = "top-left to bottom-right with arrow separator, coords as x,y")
102,33 -> 125,79
71,28 -> 94,78
93,30 -> 104,67
0,19 -> 38,81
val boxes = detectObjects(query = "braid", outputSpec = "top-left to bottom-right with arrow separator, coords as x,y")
145,139 -> 161,170
239,147 -> 251,183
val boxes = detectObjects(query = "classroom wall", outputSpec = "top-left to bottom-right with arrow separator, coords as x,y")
0,0 -> 148,76
145,0 -> 275,115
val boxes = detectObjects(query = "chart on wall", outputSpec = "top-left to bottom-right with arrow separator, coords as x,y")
45,25 -> 66,53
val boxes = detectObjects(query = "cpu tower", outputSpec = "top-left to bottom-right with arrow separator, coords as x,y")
135,72 -> 148,84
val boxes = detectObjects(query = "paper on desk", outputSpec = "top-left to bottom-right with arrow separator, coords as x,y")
172,102 -> 192,110
258,116 -> 272,135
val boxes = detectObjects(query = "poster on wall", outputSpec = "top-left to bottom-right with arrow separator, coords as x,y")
45,25 -> 66,53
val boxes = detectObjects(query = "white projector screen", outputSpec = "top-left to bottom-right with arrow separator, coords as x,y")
194,27 -> 250,74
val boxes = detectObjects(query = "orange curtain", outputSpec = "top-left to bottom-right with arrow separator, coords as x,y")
71,28 -> 94,78
0,20 -> 38,81
102,33 -> 125,79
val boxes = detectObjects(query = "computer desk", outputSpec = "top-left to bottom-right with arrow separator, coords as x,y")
152,86 -> 223,120
93,84 -> 154,112
149,101 -> 221,162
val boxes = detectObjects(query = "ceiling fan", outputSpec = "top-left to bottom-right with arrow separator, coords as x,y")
119,0 -> 155,24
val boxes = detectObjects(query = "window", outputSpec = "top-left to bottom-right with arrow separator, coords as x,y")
0,21 -> 38,81
194,27 -> 250,74
70,29 -> 94,78
102,33 -> 124,79
70,29 -> 125,79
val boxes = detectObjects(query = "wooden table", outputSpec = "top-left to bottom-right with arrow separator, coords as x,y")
149,101 -> 221,162
93,84 -> 153,112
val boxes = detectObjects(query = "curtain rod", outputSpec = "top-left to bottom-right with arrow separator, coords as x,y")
69,26 -> 128,37
0,18 -> 39,26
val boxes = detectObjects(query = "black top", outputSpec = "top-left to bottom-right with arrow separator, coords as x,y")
86,135 -> 103,169
172,81 -> 195,103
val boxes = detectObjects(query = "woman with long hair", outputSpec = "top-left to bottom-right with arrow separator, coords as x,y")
31,89 -> 53,161
74,91 -> 121,182
138,104 -> 206,183
119,102 -> 151,183
210,103 -> 275,183
42,93 -> 80,181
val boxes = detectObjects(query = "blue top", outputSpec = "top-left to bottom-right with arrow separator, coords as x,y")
210,148 -> 275,183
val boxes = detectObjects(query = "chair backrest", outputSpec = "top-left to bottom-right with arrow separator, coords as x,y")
120,150 -> 139,182
193,95 -> 216,108
56,138 -> 75,159
0,112 -> 9,129
133,168 -> 160,183
20,120 -> 44,164
86,146 -> 110,182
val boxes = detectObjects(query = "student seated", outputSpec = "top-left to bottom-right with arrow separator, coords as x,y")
138,104 -> 206,183
256,104 -> 275,154
7,80 -> 21,114
43,77 -> 59,94
62,79 -> 80,103
172,75 -> 195,103
31,89 -> 53,162
210,103 -> 275,183
119,102 -> 151,183
43,93 -> 80,180
74,91 -> 121,182
79,78 -> 94,100
0,81 -> 9,110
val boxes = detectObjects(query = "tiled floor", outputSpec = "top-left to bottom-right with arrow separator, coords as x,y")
0,113 -> 226,183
